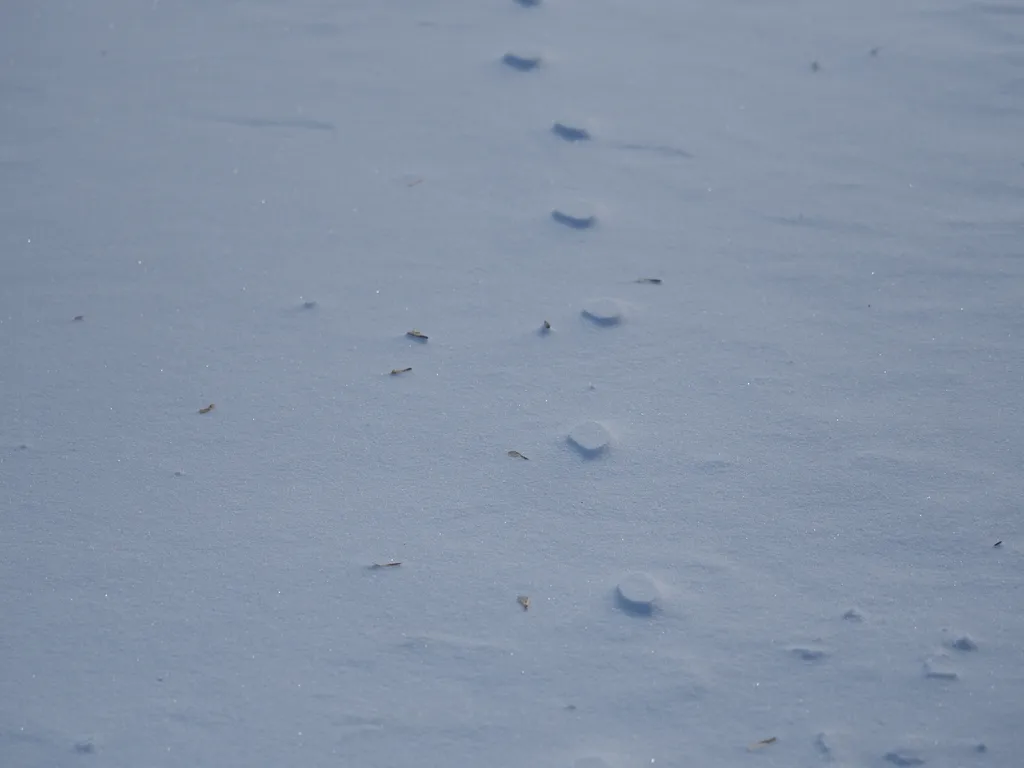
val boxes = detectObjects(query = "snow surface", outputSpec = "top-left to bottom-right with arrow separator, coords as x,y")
2,0 -> 1023,766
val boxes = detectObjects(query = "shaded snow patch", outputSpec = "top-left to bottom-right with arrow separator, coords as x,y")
552,122 -> 591,142
502,53 -> 542,71
580,298 -> 625,327
552,210 -> 596,229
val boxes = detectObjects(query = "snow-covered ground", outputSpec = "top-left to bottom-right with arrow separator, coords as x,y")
2,1 -> 1023,765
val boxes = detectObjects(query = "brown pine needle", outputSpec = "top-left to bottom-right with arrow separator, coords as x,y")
406,330 -> 428,340
748,737 -> 777,751
198,404 -> 215,414
390,367 -> 412,375
635,278 -> 662,284
370,561 -> 402,569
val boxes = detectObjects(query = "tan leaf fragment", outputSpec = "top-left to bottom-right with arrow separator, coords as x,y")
406,330 -> 428,340
517,595 -> 530,611
198,404 -> 215,414
507,450 -> 529,460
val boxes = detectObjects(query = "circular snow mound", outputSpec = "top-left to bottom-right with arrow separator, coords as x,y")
568,421 -> 611,457
616,573 -> 661,615
581,298 -> 625,326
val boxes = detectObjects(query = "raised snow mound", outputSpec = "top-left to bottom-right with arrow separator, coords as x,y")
568,420 -> 611,457
615,572 -> 661,615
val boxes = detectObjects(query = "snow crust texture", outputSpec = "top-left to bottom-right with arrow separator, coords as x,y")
2,0 -> 1023,766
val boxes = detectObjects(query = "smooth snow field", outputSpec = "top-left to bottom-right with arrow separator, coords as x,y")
2,1 -> 1023,766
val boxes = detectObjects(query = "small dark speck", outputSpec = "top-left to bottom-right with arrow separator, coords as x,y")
73,315 -> 84,322
173,471 -> 185,477
302,301 -> 317,310
810,61 -> 821,72
870,47 -> 881,57
564,704 -> 577,711
994,540 -> 1002,547
73,741 -> 96,754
